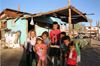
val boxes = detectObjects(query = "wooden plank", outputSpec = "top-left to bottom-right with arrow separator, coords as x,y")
34,23 -> 37,37
70,6 -> 87,19
73,24 -> 74,37
26,20 -> 28,45
90,22 -> 92,46
68,0 -> 72,39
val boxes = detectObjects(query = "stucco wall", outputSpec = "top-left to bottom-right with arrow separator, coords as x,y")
7,18 -> 26,45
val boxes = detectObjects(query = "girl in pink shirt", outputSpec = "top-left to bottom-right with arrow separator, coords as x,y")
35,37 -> 46,66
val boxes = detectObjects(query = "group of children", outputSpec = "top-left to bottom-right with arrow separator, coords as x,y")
26,22 -> 81,66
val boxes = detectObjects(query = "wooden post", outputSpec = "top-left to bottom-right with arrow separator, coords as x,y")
90,22 -> 92,46
68,0 -> 72,38
68,0 -> 71,5
73,24 -> 74,37
18,4 -> 20,11
34,22 -> 37,37
98,20 -> 99,37
26,20 -> 28,46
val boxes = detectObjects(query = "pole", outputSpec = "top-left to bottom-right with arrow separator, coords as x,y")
68,0 -> 70,5
73,24 -> 74,37
90,22 -> 92,46
18,4 -> 20,11
68,0 -> 72,38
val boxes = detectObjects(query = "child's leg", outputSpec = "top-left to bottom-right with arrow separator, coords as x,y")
44,55 -> 47,66
52,56 -> 54,64
42,60 -> 44,66
37,60 -> 41,66
76,63 -> 78,66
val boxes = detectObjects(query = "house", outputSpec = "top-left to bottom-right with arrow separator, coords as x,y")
84,26 -> 100,33
84,26 -> 100,37
0,9 -> 60,45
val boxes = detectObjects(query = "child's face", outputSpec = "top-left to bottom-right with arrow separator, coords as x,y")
60,34 -> 65,39
53,24 -> 58,30
63,40 -> 70,46
30,31 -> 35,37
42,34 -> 47,40
69,46 -> 75,51
37,40 -> 42,45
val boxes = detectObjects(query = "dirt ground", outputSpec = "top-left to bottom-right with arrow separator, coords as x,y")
79,39 -> 100,66
0,39 -> 100,66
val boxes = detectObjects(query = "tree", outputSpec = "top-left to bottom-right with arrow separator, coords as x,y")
72,23 -> 85,32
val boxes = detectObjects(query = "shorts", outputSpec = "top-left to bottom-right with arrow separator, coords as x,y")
49,43 -> 60,57
67,64 -> 76,66
77,54 -> 81,63
37,57 -> 45,61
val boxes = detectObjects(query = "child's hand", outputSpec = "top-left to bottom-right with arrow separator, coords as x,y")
27,51 -> 29,55
70,57 -> 77,60
36,47 -> 38,51
55,39 -> 57,43
65,54 -> 67,57
52,36 -> 55,39
42,53 -> 46,56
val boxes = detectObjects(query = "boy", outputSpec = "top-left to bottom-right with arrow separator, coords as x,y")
65,41 -> 77,66
63,36 -> 81,66
49,22 -> 61,66
59,32 -> 66,66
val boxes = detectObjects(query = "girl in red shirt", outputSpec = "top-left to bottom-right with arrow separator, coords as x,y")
35,37 -> 46,66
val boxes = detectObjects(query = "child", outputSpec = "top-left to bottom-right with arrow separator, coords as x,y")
26,29 -> 36,66
42,31 -> 50,48
42,31 -> 50,66
35,37 -> 46,66
49,22 -> 61,65
60,32 -> 66,52
59,32 -> 66,66
63,36 -> 81,66
65,41 -> 77,66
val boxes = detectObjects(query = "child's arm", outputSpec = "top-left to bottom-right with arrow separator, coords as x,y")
70,57 -> 77,60
64,54 -> 67,57
27,42 -> 30,55
75,43 -> 80,56
70,51 -> 77,60
34,45 -> 37,52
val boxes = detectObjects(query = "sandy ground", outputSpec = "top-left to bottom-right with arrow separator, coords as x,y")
0,39 -> 100,66
79,39 -> 100,66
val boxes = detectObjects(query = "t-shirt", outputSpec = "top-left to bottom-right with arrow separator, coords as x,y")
35,44 -> 46,58
60,39 -> 65,51
65,43 -> 80,56
26,37 -> 36,52
44,38 -> 50,46
66,50 -> 77,65
49,29 -> 61,44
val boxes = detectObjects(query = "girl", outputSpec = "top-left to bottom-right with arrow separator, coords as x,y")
26,29 -> 36,66
63,36 -> 81,66
35,37 -> 46,66
42,31 -> 50,66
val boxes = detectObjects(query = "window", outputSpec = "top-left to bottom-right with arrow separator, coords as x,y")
11,19 -> 16,27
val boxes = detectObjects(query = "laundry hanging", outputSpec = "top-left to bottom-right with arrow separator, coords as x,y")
30,17 -> 34,25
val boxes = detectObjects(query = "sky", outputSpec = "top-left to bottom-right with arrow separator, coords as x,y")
0,0 -> 100,26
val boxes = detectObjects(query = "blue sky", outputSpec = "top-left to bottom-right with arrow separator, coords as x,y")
0,0 -> 100,26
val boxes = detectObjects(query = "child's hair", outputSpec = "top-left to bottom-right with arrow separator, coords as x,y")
62,35 -> 70,41
53,21 -> 58,25
69,41 -> 76,47
42,31 -> 49,37
29,29 -> 36,40
36,37 -> 44,44
60,32 -> 66,36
